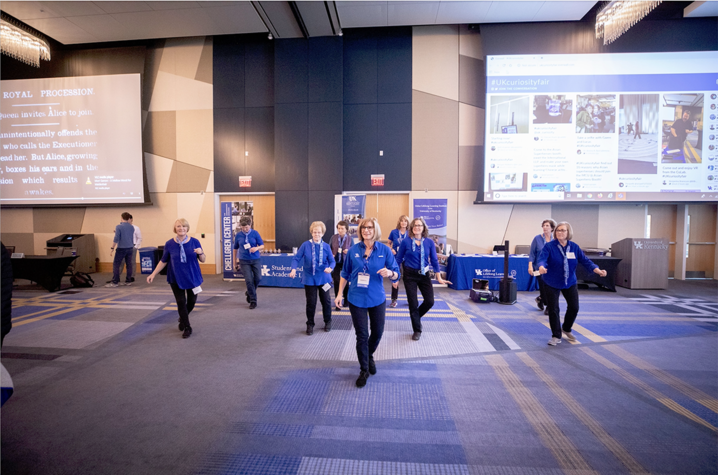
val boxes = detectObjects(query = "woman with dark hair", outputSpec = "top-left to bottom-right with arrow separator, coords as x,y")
147,218 -> 205,339
528,218 -> 556,315
335,218 -> 400,388
387,215 -> 410,308
537,221 -> 607,346
290,221 -> 336,335
232,216 -> 265,309
329,220 -> 352,310
395,217 -> 450,341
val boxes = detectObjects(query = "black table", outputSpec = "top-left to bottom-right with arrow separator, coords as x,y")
576,256 -> 621,291
11,255 -> 78,292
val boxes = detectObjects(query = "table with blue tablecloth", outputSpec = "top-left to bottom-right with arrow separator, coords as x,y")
257,254 -> 304,288
446,254 -> 538,291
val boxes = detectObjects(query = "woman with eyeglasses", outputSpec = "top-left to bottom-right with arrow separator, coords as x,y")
335,218 -> 400,388
529,218 -> 556,315
329,220 -> 352,310
387,215 -> 410,308
537,221 -> 607,346
289,221 -> 336,335
395,217 -> 451,341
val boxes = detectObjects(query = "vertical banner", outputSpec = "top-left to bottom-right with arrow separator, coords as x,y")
338,195 -> 366,240
222,201 -> 253,280
413,198 -> 448,266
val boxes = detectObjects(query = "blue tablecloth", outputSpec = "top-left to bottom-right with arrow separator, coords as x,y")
446,254 -> 538,291
257,254 -> 304,289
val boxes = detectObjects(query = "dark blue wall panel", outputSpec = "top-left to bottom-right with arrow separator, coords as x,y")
308,190 -> 338,237
378,28 -> 412,104
214,37 -> 245,109
275,103 -> 309,191
244,107 -> 275,192
308,37 -> 343,103
343,104 -> 378,191
377,103 -> 411,191
343,32 -> 377,105
275,39 -> 308,104
214,108 -> 245,192
309,102 -> 343,192
276,191 -> 308,251
245,40 -> 274,108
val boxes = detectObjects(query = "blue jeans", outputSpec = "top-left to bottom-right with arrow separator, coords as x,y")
112,247 -> 134,284
240,259 -> 262,303
348,301 -> 386,372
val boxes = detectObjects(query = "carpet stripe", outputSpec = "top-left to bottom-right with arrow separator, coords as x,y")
516,352 -> 649,474
484,354 -> 596,473
297,456 -> 469,474
486,323 -> 521,350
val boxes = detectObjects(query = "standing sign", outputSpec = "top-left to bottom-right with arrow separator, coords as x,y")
221,201 -> 254,280
413,198 -> 448,265
337,195 -> 366,240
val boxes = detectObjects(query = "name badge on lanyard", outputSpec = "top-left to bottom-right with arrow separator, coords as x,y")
566,252 -> 576,259
244,243 -> 251,250
357,273 -> 370,288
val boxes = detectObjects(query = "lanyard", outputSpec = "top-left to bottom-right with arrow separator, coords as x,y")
362,242 -> 375,274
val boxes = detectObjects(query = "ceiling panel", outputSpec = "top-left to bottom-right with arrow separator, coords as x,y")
436,2 -> 492,24
35,1 -> 106,17
66,14 -> 129,41
296,1 -> 335,37
533,1 -> 596,22
684,1 -> 718,17
202,4 -> 266,35
335,1 -> 388,28
95,2 -> 153,14
387,1 -> 440,26
24,17 -> 97,44
484,1 -> 545,22
146,2 -> 202,11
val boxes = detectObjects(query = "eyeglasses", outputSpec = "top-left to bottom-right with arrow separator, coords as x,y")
556,228 -> 568,232
362,226 -> 374,230
413,224 -> 424,227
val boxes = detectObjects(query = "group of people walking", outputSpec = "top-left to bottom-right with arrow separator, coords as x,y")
139,211 -> 606,386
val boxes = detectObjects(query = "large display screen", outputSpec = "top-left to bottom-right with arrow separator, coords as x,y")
1,74 -> 144,205
482,51 -> 718,203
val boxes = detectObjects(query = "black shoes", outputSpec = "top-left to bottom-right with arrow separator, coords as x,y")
179,321 -> 185,331
412,331 -> 421,341
249,302 -> 257,309
368,357 -> 376,375
306,324 -> 314,335
324,321 -> 332,332
245,291 -> 250,303
536,296 -> 544,310
356,370 -> 370,388
544,308 -> 549,315
182,326 -> 192,339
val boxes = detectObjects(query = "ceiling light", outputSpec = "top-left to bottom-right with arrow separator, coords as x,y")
595,1 -> 662,45
1,18 -> 51,68
268,33 -> 273,40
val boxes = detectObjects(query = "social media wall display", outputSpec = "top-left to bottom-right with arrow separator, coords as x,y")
484,51 -> 718,203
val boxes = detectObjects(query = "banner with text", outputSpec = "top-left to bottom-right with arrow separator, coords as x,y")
222,201 -> 254,280
413,198 -> 448,261
338,194 -> 366,240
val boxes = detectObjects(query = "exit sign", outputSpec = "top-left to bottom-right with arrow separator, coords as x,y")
239,176 -> 252,188
371,174 -> 385,186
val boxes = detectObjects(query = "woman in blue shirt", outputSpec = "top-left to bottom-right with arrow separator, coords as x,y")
395,217 -> 451,341
232,216 -> 265,309
537,221 -> 607,346
336,218 -> 400,388
290,221 -> 336,335
528,219 -> 556,314
147,218 -> 205,339
386,215 -> 409,308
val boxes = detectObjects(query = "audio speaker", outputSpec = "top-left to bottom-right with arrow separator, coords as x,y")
499,278 -> 517,305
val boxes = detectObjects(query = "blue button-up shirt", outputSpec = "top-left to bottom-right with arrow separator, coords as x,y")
233,229 -> 264,261
537,240 -> 597,289
341,241 -> 400,308
291,240 -> 335,286
395,237 -> 440,272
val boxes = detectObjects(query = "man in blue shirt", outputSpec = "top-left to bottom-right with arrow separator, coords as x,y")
107,212 -> 135,287
232,216 -> 265,309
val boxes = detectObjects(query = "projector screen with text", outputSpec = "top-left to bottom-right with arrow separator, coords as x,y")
483,52 -> 718,203
1,74 -> 144,206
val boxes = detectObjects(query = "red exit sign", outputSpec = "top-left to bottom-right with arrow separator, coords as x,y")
371,174 -> 385,186
239,176 -> 252,188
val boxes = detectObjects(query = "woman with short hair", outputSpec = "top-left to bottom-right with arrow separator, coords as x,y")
537,221 -> 607,346
147,218 -> 205,339
395,217 -> 451,341
529,218 -> 556,315
387,215 -> 410,308
329,220 -> 352,310
335,218 -> 400,388
290,221 -> 336,335
232,216 -> 264,309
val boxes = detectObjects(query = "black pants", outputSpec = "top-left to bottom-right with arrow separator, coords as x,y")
403,266 -> 434,333
170,282 -> 197,329
390,264 -> 403,301
239,259 -> 262,303
331,261 -> 349,303
112,247 -> 134,284
544,283 -> 579,339
305,285 -> 332,326
537,275 -> 548,306
349,302 -> 386,372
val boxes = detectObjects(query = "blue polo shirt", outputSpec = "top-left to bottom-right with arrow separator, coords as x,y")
233,229 -> 264,261
291,240 -> 335,286
341,241 -> 400,308
395,237 -> 440,272
387,228 -> 408,252
537,240 -> 597,289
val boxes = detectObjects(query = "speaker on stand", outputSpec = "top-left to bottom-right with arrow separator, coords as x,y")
499,239 -> 517,305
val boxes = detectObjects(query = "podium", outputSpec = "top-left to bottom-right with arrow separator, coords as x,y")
611,238 -> 669,289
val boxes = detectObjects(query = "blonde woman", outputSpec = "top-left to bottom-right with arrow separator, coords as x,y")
387,215 -> 410,307
147,219 -> 205,339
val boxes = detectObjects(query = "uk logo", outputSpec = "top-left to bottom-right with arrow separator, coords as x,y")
634,241 -> 643,250
261,265 -> 271,276
475,269 -> 483,276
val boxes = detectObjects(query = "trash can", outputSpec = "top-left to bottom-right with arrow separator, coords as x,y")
139,247 -> 157,274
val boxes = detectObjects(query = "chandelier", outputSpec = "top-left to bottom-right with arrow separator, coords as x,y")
595,0 -> 662,45
0,17 -> 51,68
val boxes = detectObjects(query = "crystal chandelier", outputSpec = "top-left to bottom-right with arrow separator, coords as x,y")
1,18 -> 51,68
595,0 -> 662,45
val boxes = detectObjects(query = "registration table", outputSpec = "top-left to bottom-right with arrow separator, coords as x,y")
446,254 -> 538,291
256,254 -> 304,289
